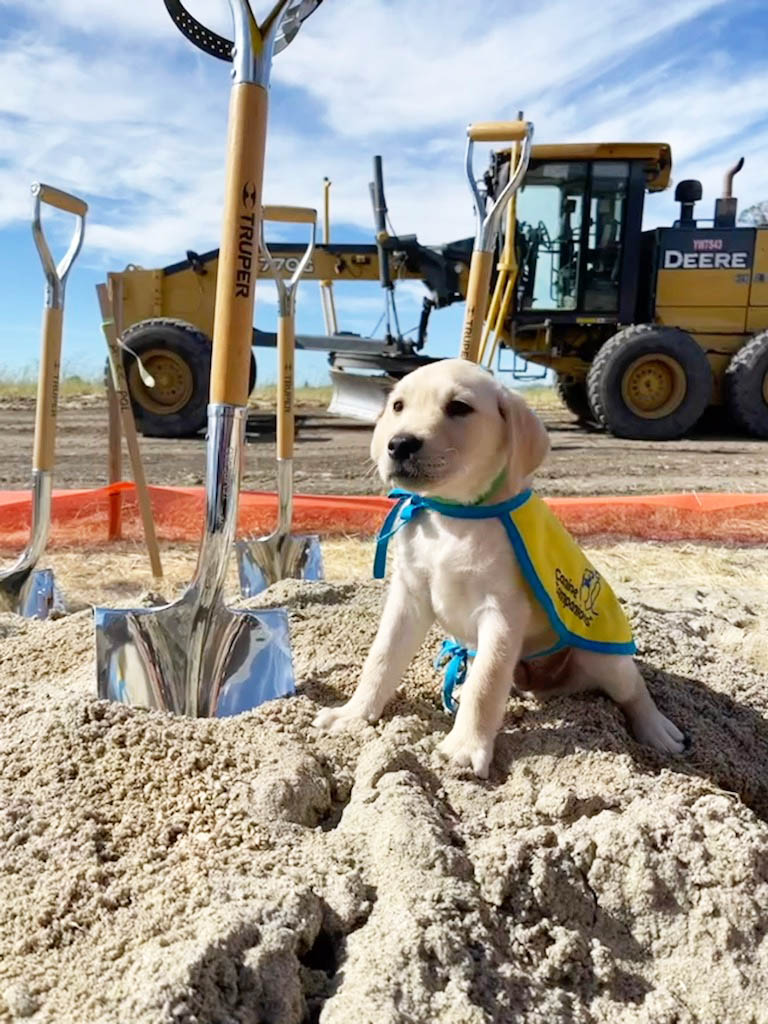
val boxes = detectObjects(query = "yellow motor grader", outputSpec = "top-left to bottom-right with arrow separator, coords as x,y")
105,140 -> 768,441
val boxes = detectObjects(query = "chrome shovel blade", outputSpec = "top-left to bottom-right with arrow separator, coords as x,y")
94,602 -> 295,718
0,566 -> 63,620
236,533 -> 324,598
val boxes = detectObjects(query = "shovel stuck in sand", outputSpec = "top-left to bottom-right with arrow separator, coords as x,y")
0,184 -> 87,618
94,0 -> 323,717
236,205 -> 324,597
458,120 -> 533,363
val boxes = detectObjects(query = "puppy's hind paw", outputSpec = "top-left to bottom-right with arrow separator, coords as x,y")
312,701 -> 377,735
436,726 -> 495,779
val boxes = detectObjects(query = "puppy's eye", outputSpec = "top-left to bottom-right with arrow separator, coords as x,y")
392,399 -> 404,413
445,399 -> 473,417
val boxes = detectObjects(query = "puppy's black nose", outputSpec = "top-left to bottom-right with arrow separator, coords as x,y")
388,433 -> 423,460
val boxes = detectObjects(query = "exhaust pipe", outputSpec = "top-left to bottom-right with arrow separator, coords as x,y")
722,156 -> 745,199
714,156 -> 744,228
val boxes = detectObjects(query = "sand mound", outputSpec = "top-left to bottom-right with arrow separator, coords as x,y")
1,576 -> 768,1023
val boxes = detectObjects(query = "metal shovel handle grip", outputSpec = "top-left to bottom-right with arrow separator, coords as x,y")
31,182 -> 87,305
467,120 -> 529,143
31,183 -> 88,218
163,0 -> 234,61
261,205 -> 315,456
29,183 -> 87,470
163,0 -> 323,65
460,118 -> 533,362
260,204 -> 316,299
465,120 -> 534,253
263,204 -> 317,224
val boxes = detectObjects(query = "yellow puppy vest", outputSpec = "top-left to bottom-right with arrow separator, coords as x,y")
374,487 -> 636,659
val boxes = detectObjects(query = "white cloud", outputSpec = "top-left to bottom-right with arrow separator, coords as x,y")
0,0 -> 766,277
0,0 -> 174,38
275,0 -> 730,138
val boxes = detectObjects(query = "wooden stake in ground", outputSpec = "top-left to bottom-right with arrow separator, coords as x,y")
106,371 -> 123,540
97,283 -> 163,580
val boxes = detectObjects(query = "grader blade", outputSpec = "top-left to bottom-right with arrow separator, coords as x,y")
327,368 -> 396,422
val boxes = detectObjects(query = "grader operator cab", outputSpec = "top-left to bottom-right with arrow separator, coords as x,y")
105,138 -> 768,442
494,142 -> 768,440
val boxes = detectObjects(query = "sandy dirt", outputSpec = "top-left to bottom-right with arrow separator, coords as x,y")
1,382 -> 767,1021
0,396 -> 766,496
1,541 -> 768,1023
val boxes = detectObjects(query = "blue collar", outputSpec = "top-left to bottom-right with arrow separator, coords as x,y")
373,487 -> 533,579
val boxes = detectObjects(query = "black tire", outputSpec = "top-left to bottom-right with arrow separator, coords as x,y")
586,325 -> 713,441
725,332 -> 768,438
555,374 -> 591,422
117,319 -> 256,438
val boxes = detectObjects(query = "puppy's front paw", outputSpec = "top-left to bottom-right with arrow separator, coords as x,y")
312,700 -> 378,734
626,698 -> 688,755
436,724 -> 495,779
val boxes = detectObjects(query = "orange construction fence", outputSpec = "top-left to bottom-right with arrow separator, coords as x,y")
1,483 -> 768,549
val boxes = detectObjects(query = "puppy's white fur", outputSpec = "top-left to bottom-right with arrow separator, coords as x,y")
313,359 -> 685,777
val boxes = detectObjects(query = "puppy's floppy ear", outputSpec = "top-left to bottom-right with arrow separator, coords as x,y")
497,384 -> 550,488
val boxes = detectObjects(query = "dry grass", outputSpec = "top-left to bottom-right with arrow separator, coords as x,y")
584,539 -> 763,590
0,529 -> 761,680
516,384 -> 561,413
0,371 -> 103,400
324,535 -> 768,591
248,384 -> 334,410
0,372 -> 335,408
0,369 -> 556,415
312,537 -> 768,673
249,382 -> 560,414
38,535 -> 768,599
33,537 -> 768,676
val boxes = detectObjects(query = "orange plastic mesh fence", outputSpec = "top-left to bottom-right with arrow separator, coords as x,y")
1,483 -> 767,550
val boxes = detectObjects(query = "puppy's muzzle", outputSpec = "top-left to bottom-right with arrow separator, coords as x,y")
388,433 -> 423,462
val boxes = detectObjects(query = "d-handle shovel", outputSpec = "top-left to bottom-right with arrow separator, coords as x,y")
237,205 -> 324,596
459,120 -> 533,362
94,0 -> 322,718
0,184 -> 87,618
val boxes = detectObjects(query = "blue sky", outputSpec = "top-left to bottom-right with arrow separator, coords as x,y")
0,0 -> 767,385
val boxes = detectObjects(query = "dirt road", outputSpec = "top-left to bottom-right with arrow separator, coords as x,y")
0,396 -> 765,496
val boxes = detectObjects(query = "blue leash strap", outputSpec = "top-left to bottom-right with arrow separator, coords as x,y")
373,491 -> 429,579
434,639 -> 476,713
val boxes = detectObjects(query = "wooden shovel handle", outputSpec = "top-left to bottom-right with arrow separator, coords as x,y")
32,306 -> 63,471
276,314 -> 295,460
467,121 -> 529,143
459,250 -> 494,362
210,83 -> 268,406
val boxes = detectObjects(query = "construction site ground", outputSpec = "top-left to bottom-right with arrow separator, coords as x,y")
0,393 -> 765,497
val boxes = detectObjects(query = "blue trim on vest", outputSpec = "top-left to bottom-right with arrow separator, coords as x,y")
499,514 -> 636,657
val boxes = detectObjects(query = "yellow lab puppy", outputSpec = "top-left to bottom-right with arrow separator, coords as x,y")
314,359 -> 686,777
